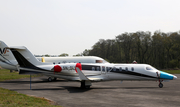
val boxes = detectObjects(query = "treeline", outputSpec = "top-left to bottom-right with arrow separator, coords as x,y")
82,31 -> 180,69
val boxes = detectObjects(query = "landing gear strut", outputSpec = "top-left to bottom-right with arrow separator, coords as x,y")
80,81 -> 91,89
48,77 -> 52,82
48,77 -> 57,82
159,83 -> 163,88
156,72 -> 163,88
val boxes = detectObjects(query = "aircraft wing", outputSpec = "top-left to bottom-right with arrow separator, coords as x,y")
76,67 -> 103,81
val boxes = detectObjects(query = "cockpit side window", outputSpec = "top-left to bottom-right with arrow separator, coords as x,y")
146,67 -> 153,70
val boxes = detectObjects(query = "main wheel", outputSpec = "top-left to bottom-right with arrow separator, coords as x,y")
48,77 -> 52,82
159,83 -> 163,88
81,81 -> 85,89
52,77 -> 57,81
85,86 -> 90,89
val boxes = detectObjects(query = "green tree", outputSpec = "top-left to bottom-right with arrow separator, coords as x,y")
59,53 -> 69,57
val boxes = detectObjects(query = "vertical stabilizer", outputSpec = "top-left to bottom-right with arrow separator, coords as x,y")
0,41 -> 17,63
0,41 -> 18,70
8,46 -> 49,68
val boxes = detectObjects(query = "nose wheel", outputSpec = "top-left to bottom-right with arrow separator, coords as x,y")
156,72 -> 163,88
159,83 -> 163,88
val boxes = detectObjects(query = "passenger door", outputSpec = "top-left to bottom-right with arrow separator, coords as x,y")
101,66 -> 106,75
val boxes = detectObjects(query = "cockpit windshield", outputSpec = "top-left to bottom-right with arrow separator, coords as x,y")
146,66 -> 153,70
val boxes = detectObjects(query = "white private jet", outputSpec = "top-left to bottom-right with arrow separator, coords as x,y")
5,45 -> 177,88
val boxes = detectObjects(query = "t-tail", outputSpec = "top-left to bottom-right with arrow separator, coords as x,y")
7,46 -> 52,74
0,40 -> 18,70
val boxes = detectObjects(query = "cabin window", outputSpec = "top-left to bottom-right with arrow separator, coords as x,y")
131,67 -> 134,71
102,66 -> 105,71
53,62 -> 55,65
113,67 -> 116,71
106,67 -> 109,72
92,67 -> 95,71
125,67 -> 128,71
119,67 -> 122,71
58,62 -> 61,64
97,67 -> 100,71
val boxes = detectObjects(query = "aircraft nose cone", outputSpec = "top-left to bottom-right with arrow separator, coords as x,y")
173,76 -> 177,80
160,71 -> 174,80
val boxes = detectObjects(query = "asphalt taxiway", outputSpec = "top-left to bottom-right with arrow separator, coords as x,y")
0,74 -> 180,107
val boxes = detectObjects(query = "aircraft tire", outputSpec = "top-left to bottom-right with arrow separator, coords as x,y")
48,77 -> 52,82
85,86 -> 90,89
53,77 -> 57,81
159,83 -> 163,88
81,81 -> 85,89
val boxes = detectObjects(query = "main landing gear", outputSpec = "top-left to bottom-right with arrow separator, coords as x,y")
48,77 -> 57,82
80,81 -> 91,89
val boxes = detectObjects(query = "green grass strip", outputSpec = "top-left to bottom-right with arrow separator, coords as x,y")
161,70 -> 180,74
0,69 -> 40,82
0,69 -> 62,106
0,87 -> 61,107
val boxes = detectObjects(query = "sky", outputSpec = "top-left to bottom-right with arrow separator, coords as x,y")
0,0 -> 180,56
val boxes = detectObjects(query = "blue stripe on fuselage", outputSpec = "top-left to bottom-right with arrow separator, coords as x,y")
160,71 -> 173,80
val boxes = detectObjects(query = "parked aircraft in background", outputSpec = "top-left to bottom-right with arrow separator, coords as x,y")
6,45 -> 177,88
0,40 -> 108,71
36,56 -> 109,64
0,41 -> 18,70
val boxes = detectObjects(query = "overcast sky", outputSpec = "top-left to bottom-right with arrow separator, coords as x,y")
0,0 -> 180,56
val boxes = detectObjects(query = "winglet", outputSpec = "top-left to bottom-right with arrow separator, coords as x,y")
76,67 -> 89,80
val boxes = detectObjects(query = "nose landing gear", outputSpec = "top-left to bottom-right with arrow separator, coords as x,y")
156,72 -> 163,88
159,82 -> 163,88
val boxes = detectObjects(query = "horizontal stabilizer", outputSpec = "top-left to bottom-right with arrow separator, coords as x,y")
6,46 -> 26,50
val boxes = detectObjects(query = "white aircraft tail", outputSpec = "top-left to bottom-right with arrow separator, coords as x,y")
0,40 -> 17,66
7,46 -> 49,68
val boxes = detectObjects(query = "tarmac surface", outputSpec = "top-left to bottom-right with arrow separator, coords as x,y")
0,74 -> 180,107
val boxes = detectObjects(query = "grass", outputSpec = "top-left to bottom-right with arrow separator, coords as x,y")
0,69 -> 61,107
0,87 -> 61,107
161,69 -> 180,74
0,69 -> 30,81
0,69 -> 40,82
